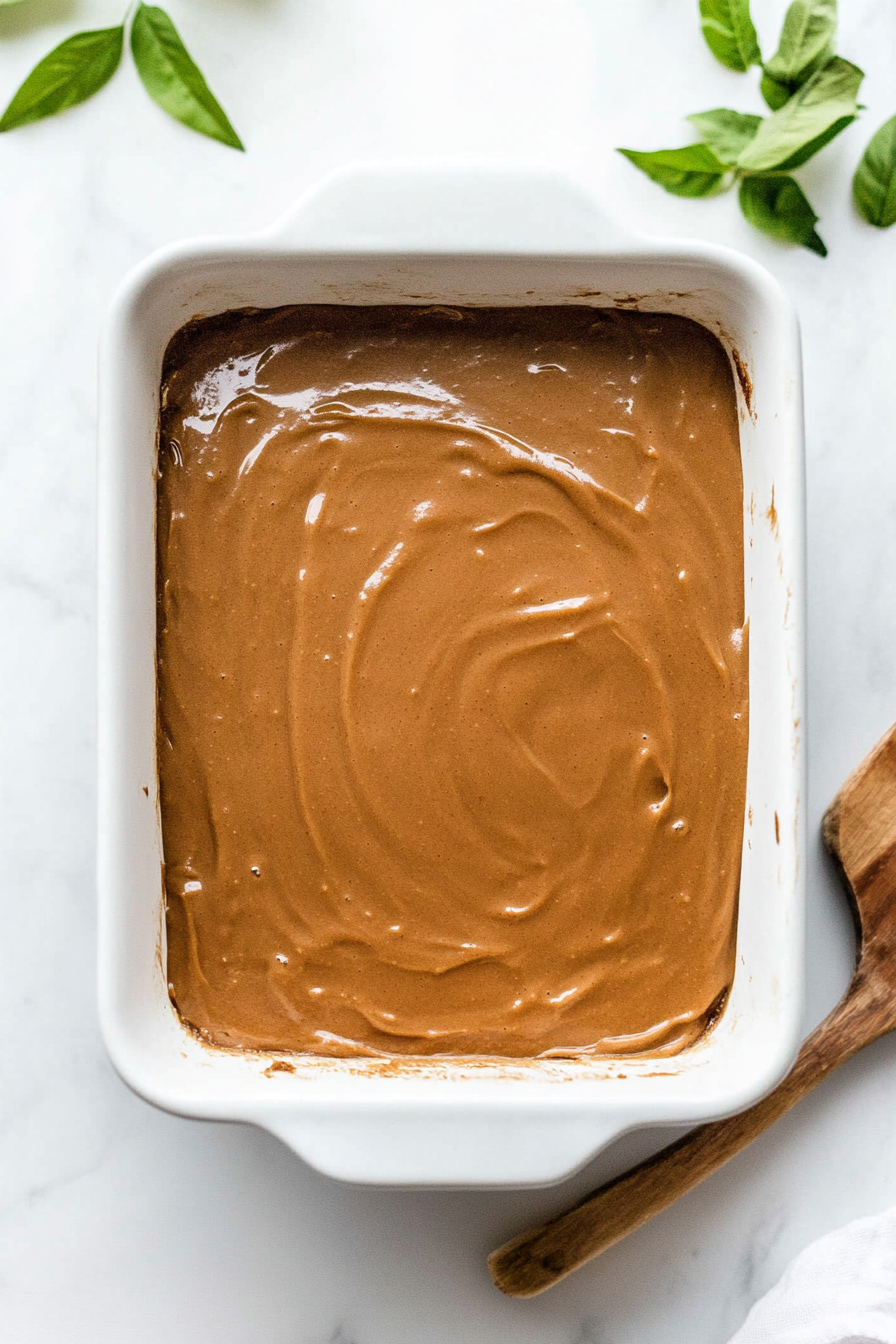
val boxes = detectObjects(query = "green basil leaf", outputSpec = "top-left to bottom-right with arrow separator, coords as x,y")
699,0 -> 761,72
764,0 -> 836,84
0,26 -> 123,132
853,114 -> 896,228
130,3 -> 243,150
760,70 -> 795,110
738,174 -> 827,255
617,143 -> 728,197
773,112 -> 855,170
687,108 -> 763,164
737,56 -> 863,172
762,45 -> 836,109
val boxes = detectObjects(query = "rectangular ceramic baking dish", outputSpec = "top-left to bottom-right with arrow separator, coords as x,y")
98,163 -> 806,1187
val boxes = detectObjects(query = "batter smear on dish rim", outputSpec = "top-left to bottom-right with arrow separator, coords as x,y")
157,305 -> 748,1059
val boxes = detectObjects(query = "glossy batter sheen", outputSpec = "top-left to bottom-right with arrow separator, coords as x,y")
157,305 -> 748,1059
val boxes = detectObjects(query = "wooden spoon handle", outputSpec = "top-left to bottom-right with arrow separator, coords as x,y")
488,985 -> 879,1298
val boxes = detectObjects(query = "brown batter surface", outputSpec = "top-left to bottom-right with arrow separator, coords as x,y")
157,306 -> 748,1059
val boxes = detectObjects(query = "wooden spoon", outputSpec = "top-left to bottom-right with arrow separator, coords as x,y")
489,722 -> 896,1298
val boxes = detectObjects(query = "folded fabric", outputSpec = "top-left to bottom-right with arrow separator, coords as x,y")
728,1206 -> 896,1344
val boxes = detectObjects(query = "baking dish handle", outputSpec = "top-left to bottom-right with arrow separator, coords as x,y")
261,1107 -> 637,1188
263,161 -> 641,255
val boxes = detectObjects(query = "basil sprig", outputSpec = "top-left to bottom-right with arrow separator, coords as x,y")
618,0 -> 871,256
0,3 -> 243,149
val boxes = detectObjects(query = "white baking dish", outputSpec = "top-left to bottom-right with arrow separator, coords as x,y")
97,163 -> 805,1187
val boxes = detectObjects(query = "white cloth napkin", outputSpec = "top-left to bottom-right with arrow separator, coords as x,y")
728,1206 -> 896,1344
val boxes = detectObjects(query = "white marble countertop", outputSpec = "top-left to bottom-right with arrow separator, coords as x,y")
2,1 -> 896,1339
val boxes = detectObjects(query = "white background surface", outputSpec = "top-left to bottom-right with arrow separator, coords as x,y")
2,1 -> 895,1340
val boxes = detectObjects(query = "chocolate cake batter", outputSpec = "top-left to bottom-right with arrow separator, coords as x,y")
157,306 -> 748,1058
